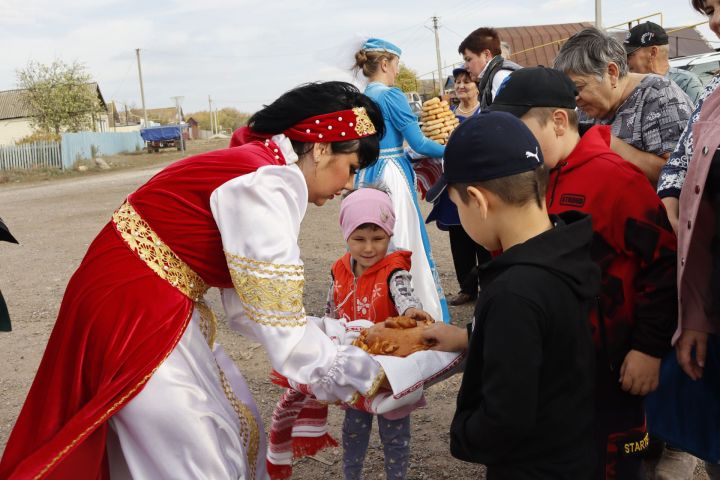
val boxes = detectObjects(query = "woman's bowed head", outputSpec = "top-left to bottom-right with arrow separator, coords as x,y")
240,81 -> 386,206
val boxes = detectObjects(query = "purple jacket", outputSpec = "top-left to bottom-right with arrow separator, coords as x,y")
676,87 -> 720,342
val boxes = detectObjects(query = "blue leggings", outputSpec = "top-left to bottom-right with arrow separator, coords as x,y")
342,408 -> 411,480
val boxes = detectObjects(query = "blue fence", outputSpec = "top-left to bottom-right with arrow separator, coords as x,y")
0,141 -> 62,170
61,131 -> 144,169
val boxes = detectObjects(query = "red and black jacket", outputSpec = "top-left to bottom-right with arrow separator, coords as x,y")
546,125 -> 677,372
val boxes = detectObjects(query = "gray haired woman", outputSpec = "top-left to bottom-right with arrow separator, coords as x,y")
554,27 -> 693,184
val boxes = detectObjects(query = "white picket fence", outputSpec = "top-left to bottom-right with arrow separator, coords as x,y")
0,141 -> 62,170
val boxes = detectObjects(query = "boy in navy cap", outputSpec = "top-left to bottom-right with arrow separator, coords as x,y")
490,66 -> 678,480
423,111 -> 599,479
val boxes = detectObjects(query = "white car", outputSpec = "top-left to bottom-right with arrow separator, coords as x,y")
670,51 -> 720,85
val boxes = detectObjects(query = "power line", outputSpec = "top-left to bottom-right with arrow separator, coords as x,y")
378,18 -> 433,38
442,0 -> 494,22
442,25 -> 465,39
107,58 -> 135,100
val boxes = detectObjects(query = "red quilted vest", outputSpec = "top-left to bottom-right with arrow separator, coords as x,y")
330,250 -> 412,323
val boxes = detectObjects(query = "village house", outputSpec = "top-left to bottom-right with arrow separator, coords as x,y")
0,83 -> 109,146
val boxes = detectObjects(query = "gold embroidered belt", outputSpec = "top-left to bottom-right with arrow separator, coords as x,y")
111,201 -> 260,479
112,201 -> 210,301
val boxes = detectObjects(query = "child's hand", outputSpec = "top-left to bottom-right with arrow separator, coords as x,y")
421,324 -> 468,352
403,307 -> 435,323
619,349 -> 661,396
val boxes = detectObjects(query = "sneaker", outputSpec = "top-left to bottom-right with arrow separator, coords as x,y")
449,292 -> 476,306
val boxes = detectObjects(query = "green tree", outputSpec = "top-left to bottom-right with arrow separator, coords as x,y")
396,64 -> 420,93
16,60 -> 105,135
187,107 -> 251,133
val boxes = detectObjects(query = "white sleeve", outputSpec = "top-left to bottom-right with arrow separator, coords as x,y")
210,164 -> 384,402
491,69 -> 513,99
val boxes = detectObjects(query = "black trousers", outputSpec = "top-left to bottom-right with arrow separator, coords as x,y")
448,225 -> 491,296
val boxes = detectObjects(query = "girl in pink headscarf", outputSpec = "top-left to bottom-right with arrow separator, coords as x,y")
326,186 -> 432,480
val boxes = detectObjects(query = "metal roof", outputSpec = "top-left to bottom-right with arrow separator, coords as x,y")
0,82 -> 106,121
498,22 -> 595,68
0,89 -> 32,120
497,22 -> 714,69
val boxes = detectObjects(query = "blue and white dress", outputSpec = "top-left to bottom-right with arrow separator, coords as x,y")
356,82 -> 450,322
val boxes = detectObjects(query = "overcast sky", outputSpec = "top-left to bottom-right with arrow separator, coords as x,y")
1,0 -> 715,113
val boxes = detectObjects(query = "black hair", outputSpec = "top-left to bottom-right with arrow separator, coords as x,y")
691,0 -> 706,13
248,81 -> 385,169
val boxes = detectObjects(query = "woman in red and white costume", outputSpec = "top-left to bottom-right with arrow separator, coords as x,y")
0,82 -> 389,480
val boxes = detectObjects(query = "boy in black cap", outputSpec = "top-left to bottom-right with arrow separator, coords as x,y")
490,66 -> 678,480
422,110 -> 599,479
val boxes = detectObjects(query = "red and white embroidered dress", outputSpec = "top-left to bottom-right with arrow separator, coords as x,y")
0,132 -> 385,480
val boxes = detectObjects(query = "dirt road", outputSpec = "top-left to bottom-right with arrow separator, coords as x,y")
0,145 -> 482,479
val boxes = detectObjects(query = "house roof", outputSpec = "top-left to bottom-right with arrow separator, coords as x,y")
0,89 -> 32,120
607,26 -> 714,58
496,22 -> 714,69
498,22 -> 595,68
0,82 -> 107,121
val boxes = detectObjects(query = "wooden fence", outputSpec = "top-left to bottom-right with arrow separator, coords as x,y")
0,141 -> 62,170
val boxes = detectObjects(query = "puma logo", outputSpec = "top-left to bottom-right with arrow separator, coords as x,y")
525,147 -> 541,163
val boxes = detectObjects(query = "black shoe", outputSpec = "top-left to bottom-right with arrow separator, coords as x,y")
449,292 -> 476,306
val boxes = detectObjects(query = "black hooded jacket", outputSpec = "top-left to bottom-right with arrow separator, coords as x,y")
450,211 -> 599,479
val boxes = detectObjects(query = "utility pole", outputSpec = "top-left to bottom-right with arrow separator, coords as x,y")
432,16 -> 443,96
595,0 -> 602,30
135,48 -> 149,127
208,95 -> 215,135
170,96 -> 184,124
109,101 -> 117,132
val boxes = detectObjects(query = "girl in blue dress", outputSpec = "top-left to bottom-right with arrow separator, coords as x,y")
353,38 -> 449,323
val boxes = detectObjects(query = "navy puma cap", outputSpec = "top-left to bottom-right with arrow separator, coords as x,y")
426,111 -> 543,201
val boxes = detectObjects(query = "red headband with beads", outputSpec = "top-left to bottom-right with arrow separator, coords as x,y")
282,107 -> 377,142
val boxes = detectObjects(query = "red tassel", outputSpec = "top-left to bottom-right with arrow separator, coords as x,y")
270,369 -> 290,388
292,433 -> 338,458
266,461 -> 293,480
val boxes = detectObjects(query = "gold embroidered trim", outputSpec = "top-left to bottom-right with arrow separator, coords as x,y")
35,309 -> 194,480
241,308 -> 307,327
226,252 -> 304,273
112,202 -> 209,301
365,368 -> 386,397
196,301 -> 218,347
347,367 -> 386,406
218,368 -> 260,480
228,269 -> 304,315
226,252 -> 306,327
352,107 -> 377,136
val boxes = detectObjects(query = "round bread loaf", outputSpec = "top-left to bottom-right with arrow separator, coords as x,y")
353,316 -> 433,357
